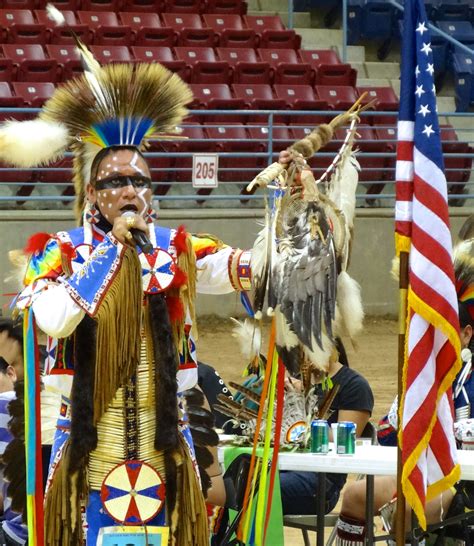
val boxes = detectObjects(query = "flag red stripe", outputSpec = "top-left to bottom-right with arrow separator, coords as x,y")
413,176 -> 450,228
410,275 -> 459,329
397,141 -> 414,161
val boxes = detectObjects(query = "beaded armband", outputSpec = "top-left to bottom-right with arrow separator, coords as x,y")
228,249 -> 252,291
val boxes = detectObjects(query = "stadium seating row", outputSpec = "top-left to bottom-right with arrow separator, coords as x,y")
0,0 -> 247,14
0,80 -> 399,119
2,123 -> 470,198
0,44 -> 356,86
0,10 -> 299,47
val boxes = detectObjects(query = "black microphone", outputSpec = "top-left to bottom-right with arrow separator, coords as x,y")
122,211 -> 154,254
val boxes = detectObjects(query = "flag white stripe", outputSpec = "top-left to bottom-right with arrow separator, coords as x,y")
396,160 -> 414,181
396,201 -> 413,222
414,148 -> 448,200
404,327 -> 446,424
426,445 -> 444,485
410,247 -> 459,314
412,197 -> 453,253
398,121 -> 415,140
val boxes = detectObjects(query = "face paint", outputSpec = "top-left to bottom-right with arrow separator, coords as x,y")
95,175 -> 151,191
130,152 -> 146,177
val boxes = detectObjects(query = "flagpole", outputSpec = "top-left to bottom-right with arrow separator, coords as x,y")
396,250 -> 409,545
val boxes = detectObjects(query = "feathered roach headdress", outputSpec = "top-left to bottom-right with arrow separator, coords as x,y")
0,39 -> 193,221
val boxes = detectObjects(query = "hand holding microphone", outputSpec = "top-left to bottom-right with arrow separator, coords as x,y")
113,211 -> 153,254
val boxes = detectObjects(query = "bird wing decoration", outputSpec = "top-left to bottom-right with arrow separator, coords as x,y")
274,197 -> 338,375
242,99 -> 374,380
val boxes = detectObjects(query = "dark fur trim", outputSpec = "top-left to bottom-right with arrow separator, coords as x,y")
164,450 -> 177,516
69,315 -> 98,474
149,293 -> 179,452
188,425 -> 219,447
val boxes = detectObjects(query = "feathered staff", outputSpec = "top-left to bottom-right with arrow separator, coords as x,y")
235,98 -> 373,545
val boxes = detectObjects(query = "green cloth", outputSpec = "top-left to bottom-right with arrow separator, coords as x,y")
223,446 -> 284,546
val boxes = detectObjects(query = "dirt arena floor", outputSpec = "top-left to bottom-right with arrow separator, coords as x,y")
197,315 -> 399,545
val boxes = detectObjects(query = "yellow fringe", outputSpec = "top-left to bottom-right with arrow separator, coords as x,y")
93,247 -> 142,424
170,435 -> 209,546
395,233 -> 411,255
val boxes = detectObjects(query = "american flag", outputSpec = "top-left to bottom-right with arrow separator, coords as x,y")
395,0 -> 462,530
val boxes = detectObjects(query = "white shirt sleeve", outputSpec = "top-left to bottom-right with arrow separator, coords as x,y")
196,246 -> 235,295
32,283 -> 85,339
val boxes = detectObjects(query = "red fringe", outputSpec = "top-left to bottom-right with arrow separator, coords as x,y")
166,296 -> 185,323
60,241 -> 75,262
24,232 -> 51,255
173,225 -> 189,256
171,267 -> 187,289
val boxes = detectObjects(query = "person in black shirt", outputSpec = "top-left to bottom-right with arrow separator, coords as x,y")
280,350 -> 374,515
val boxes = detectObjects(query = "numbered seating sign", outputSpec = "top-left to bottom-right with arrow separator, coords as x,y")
192,154 -> 219,188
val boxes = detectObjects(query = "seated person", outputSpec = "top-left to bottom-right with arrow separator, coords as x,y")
335,263 -> 474,545
0,318 -> 27,546
280,341 -> 374,516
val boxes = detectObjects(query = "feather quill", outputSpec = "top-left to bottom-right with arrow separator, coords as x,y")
46,3 -> 66,26
336,271 -> 364,339
230,318 -> 261,361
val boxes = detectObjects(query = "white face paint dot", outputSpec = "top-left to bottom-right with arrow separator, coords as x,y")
112,156 -> 118,161
108,203 -> 112,208
100,170 -> 105,174
113,166 -> 118,171
111,190 -> 116,196
105,172 -> 110,176
100,202 -> 104,208
106,163 -> 111,168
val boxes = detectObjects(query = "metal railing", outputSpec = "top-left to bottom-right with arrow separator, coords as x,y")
0,108 -> 472,209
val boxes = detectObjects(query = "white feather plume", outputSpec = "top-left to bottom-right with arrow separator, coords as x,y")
303,332 -> 333,372
274,306 -> 299,350
336,271 -> 364,339
46,3 -> 66,26
230,318 -> 261,361
0,119 -> 69,167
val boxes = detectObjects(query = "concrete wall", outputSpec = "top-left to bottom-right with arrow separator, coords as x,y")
1,208 -> 473,318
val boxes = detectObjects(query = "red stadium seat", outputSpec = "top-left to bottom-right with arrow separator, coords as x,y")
291,125 -> 332,178
0,56 -> 14,81
38,0 -> 81,9
38,157 -> 73,185
216,47 -> 270,83
315,85 -> 358,110
232,83 -> 286,109
121,0 -> 163,11
243,15 -> 300,49
162,12 -> 215,46
258,48 -> 313,85
163,0 -> 204,13
162,12 -> 202,29
206,123 -> 261,186
357,86 -> 399,125
12,81 -> 55,106
164,123 -> 209,184
188,83 -> 246,122
273,84 -> 326,111
45,44 -> 82,81
2,44 -> 58,82
0,81 -> 24,106
81,0 -> 123,10
356,86 -> 399,111
202,14 -> 255,46
299,49 -> 341,68
131,46 -> 188,78
89,45 -> 132,64
120,12 -> 177,46
0,9 -> 47,44
34,9 -> 93,44
204,0 -> 247,14
1,0 -> 36,8
246,123 -> 294,152
314,63 -> 357,86
77,11 -> 132,45
174,46 -> 230,83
